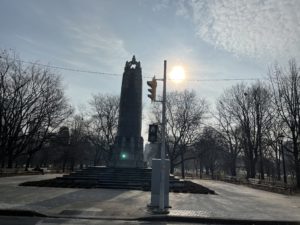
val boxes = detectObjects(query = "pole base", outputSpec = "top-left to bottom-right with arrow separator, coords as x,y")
147,204 -> 170,214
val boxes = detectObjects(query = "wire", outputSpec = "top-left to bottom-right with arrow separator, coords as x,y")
18,59 -> 262,82
19,60 -> 121,77
186,78 -> 262,82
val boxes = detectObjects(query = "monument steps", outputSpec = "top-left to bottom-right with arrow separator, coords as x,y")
20,166 -> 177,190
20,166 -> 215,194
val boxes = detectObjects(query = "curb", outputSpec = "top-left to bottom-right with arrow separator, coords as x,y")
1,209 -> 299,225
138,215 -> 300,225
0,209 -> 47,218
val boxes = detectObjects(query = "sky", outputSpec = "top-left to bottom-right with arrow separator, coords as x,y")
1,0 -> 300,123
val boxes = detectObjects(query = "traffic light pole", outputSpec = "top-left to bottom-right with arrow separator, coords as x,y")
159,60 -> 167,211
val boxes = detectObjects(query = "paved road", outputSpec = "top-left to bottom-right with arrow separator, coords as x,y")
170,179 -> 300,221
0,174 -> 300,223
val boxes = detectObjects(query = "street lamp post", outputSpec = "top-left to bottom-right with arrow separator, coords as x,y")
278,134 -> 287,184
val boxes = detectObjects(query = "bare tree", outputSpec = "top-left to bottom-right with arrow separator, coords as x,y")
264,116 -> 285,181
197,126 -> 225,179
269,59 -> 300,187
216,95 -> 242,176
0,50 -> 72,168
151,90 -> 208,178
68,115 -> 90,171
56,126 -> 70,172
216,82 -> 273,178
251,82 -> 274,179
87,94 -> 119,165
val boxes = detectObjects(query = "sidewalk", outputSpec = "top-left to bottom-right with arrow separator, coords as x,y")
0,174 -> 300,223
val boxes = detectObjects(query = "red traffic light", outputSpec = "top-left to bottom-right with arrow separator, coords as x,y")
147,76 -> 157,102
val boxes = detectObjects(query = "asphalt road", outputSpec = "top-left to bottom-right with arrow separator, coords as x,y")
1,174 -> 300,224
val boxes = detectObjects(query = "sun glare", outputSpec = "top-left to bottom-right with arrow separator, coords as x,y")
170,66 -> 185,83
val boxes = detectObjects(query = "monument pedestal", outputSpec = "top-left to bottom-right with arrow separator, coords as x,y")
110,136 -> 144,168
111,159 -> 144,168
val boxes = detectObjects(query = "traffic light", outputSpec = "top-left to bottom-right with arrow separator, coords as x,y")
147,76 -> 157,102
148,124 -> 158,143
120,152 -> 128,160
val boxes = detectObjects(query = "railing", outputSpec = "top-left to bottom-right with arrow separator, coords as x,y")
0,168 -> 45,177
247,178 -> 295,194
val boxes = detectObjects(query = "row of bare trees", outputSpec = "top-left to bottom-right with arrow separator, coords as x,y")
213,60 -> 300,187
0,50 -> 72,169
9,94 -> 120,172
149,60 -> 300,188
150,90 -> 208,178
0,50 -> 120,171
215,82 -> 273,179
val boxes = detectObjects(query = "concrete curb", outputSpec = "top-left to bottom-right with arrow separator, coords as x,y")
138,215 -> 300,225
0,209 -> 47,217
1,209 -> 300,225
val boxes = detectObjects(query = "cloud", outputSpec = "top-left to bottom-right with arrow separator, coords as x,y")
62,19 -> 130,71
152,0 -> 171,12
177,0 -> 300,61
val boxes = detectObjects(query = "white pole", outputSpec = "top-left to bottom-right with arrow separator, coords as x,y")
159,60 -> 167,211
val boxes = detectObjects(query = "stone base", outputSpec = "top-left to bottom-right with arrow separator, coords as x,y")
110,136 -> 144,168
109,159 -> 145,168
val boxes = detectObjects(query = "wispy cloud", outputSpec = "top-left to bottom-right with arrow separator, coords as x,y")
177,0 -> 300,61
62,19 -> 130,71
152,0 -> 171,12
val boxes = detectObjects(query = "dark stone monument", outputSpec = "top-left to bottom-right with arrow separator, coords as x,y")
110,56 -> 144,168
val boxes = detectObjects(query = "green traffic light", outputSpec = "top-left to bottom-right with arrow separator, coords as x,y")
121,153 -> 127,159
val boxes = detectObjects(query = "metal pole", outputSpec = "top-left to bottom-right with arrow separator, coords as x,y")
159,60 -> 167,211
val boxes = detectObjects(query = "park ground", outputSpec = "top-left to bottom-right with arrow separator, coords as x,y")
0,174 -> 300,224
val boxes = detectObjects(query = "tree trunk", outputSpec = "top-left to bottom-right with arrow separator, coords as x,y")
291,137 -> 299,187
199,160 -> 203,179
194,159 -> 198,177
211,167 -> 215,179
1,156 -> 5,168
257,101 -> 264,180
7,158 -> 13,168
250,160 -> 256,178
170,160 -> 175,174
275,148 -> 281,181
231,157 -> 237,176
62,159 -> 67,172
205,166 -> 209,175
7,150 -> 13,168
295,153 -> 300,188
25,153 -> 33,171
296,159 -> 300,188
259,146 -> 264,180
180,152 -> 185,179
70,160 -> 75,171
246,162 -> 250,179
248,149 -> 256,178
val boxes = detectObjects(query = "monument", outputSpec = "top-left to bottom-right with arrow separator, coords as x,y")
110,56 -> 144,168
20,56 -> 215,195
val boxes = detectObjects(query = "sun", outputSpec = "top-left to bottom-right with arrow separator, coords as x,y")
170,66 -> 185,83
